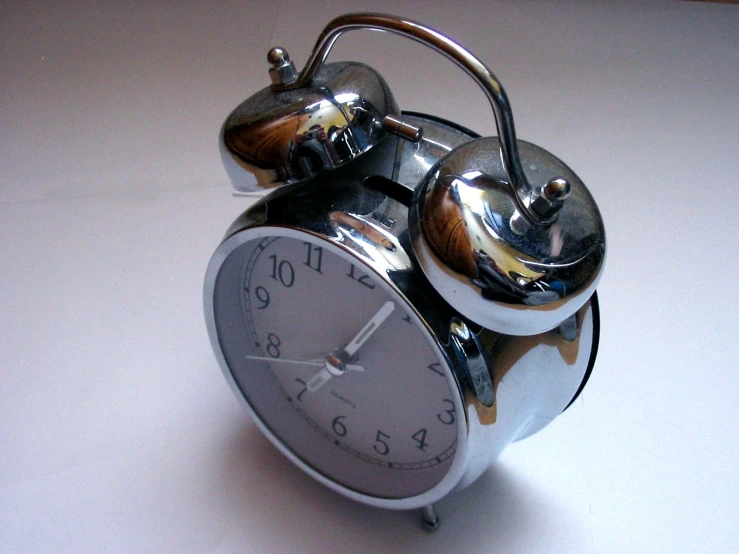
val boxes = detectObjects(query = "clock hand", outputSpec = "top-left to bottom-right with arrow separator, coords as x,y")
307,301 -> 395,392
246,354 -> 364,372
246,355 -> 322,366
308,353 -> 357,393
344,300 -> 395,356
306,367 -> 332,392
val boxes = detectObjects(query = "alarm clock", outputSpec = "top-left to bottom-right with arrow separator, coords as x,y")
204,13 -> 605,530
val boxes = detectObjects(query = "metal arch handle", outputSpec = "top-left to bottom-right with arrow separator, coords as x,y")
273,12 -> 529,194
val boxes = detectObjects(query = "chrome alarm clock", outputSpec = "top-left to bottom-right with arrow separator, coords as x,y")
204,13 -> 605,530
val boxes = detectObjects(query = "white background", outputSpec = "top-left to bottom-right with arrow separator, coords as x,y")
2,1 -> 737,552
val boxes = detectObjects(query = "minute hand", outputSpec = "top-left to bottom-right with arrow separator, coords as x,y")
344,301 -> 395,356
306,300 -> 396,394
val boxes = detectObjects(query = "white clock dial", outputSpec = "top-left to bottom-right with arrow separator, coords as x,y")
208,228 -> 465,499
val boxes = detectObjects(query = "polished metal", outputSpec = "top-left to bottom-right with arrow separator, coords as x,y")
274,13 -> 534,206
449,319 -> 494,407
206,11 -> 604,525
420,504 -> 440,531
205,117 -> 599,511
391,113 -> 478,189
530,177 -> 571,219
220,61 -> 399,191
324,351 -> 351,376
557,311 -> 580,342
381,114 -> 422,142
409,137 -> 606,335
267,47 -> 298,86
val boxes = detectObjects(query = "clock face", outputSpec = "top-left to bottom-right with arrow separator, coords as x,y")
206,227 -> 465,501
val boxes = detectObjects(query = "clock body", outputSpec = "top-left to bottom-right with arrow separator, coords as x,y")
204,114 -> 599,510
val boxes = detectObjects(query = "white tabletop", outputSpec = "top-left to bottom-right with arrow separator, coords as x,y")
2,1 -> 738,552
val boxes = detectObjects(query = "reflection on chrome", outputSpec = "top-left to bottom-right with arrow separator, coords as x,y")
410,138 -> 605,335
221,63 -> 399,191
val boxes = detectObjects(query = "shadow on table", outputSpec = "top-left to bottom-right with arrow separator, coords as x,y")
216,422 -> 571,553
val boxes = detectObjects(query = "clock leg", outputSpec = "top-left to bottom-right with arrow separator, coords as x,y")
420,504 -> 441,531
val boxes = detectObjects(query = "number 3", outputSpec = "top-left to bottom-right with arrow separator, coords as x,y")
437,399 -> 456,425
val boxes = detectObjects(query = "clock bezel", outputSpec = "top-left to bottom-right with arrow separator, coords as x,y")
204,223 -> 471,510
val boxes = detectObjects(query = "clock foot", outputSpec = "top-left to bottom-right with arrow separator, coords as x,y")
420,504 -> 440,532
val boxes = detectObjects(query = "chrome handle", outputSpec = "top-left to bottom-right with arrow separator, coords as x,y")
273,12 -> 529,194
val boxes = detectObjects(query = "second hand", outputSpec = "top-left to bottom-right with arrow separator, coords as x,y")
245,355 -> 323,366
246,355 -> 365,372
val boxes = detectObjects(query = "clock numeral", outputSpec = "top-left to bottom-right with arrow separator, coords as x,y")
266,333 -> 281,358
437,399 -> 456,426
373,430 -> 391,456
428,363 -> 445,376
269,255 -> 295,287
303,242 -> 323,274
346,264 -> 376,289
254,286 -> 270,310
411,428 -> 428,451
332,415 -> 348,437
294,378 -> 308,402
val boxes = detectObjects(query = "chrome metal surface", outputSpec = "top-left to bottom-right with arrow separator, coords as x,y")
391,113 -> 478,189
530,177 -> 571,219
267,46 -> 298,86
558,311 -> 579,342
454,296 -> 597,490
450,319 -> 494,407
409,137 -> 605,335
220,61 -> 399,191
209,9 -> 604,523
276,13 -> 532,204
205,126 -> 600,510
381,114 -> 422,142
420,504 -> 440,531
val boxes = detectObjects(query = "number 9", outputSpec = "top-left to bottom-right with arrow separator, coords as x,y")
254,286 -> 270,309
